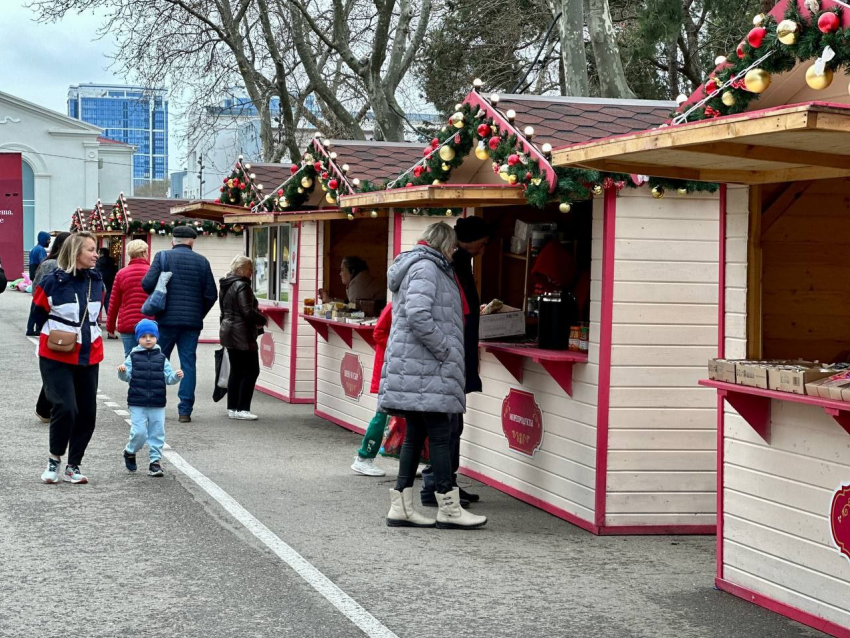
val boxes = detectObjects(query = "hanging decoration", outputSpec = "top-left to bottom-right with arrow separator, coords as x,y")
127,218 -> 244,237
108,192 -> 132,234
70,207 -> 88,233
88,199 -> 107,232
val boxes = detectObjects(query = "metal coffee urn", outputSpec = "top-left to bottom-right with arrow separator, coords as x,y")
537,291 -> 578,350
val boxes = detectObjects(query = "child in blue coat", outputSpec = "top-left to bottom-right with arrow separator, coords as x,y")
118,319 -> 183,476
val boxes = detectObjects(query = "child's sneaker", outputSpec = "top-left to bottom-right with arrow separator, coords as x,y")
236,411 -> 258,420
228,410 -> 237,419
63,465 -> 88,484
123,450 -> 137,472
149,461 -> 164,477
41,457 -> 61,484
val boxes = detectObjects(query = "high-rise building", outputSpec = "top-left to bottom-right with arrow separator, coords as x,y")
68,84 -> 168,190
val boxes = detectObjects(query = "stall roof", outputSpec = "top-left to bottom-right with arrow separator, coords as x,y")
321,140 -> 424,185
126,197 -> 195,222
248,163 -> 292,190
551,102 -> 850,185
171,200 -> 251,222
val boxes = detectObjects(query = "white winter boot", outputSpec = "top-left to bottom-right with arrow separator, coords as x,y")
436,488 -> 487,529
386,488 -> 436,528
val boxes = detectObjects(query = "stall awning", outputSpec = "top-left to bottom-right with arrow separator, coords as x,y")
340,184 -> 526,209
223,208 -> 389,224
171,201 -> 245,222
551,102 -> 850,185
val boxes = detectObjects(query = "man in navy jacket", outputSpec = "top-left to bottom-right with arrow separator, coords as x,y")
142,225 -> 217,422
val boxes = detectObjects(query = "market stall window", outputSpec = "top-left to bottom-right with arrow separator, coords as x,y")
250,224 -> 294,304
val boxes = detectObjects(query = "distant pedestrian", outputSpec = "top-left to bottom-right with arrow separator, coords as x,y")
141,225 -> 217,423
96,248 -> 118,313
379,222 -> 486,530
117,319 -> 183,477
350,302 -> 392,477
26,231 -> 57,335
31,232 -> 72,422
219,255 -> 267,420
107,239 -> 153,356
32,231 -> 104,485
0,257 -> 6,293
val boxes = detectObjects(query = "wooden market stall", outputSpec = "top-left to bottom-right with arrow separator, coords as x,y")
342,90 -> 721,535
553,0 -> 850,631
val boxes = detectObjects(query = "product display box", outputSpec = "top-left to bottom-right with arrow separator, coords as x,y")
479,306 -> 526,340
514,220 -> 558,242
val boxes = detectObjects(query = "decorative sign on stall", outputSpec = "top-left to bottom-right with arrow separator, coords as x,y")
340,353 -> 364,400
830,483 -> 850,565
501,389 -> 544,456
259,332 -> 275,369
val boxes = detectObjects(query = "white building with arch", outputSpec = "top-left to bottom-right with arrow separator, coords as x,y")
0,90 -> 134,258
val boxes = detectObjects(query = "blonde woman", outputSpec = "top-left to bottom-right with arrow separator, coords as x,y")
32,231 -> 104,485
107,239 -> 153,356
219,255 -> 267,420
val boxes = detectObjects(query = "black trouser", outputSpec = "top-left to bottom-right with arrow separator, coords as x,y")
26,302 -> 39,335
39,358 -> 99,466
420,414 -> 463,498
226,349 -> 260,412
36,386 -> 53,419
395,412 -> 454,495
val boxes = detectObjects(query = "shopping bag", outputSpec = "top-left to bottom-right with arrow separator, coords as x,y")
213,348 -> 229,403
217,348 -> 230,388
380,416 -> 430,462
141,253 -> 171,316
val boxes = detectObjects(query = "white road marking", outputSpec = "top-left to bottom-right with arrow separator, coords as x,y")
27,337 -> 39,346
104,401 -> 120,408
125,419 -> 133,426
114,409 -> 129,416
97,395 -> 111,400
162,449 -> 398,638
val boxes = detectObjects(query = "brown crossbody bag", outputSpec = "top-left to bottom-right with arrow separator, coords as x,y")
47,278 -> 92,353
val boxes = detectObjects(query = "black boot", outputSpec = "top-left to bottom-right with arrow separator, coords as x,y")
458,487 -> 480,503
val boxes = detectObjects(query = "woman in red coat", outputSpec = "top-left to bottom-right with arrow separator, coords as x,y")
107,239 -> 154,356
350,303 -> 392,476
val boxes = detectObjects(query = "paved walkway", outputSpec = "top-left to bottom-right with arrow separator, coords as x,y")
0,291 -> 823,637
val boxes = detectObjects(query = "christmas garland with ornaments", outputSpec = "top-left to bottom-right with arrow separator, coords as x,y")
677,0 -> 849,122
216,155 -> 319,212
126,218 -> 244,237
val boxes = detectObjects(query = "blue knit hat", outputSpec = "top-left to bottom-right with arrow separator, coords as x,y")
135,319 -> 160,342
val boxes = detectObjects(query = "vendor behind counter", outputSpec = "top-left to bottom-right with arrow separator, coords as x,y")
319,255 -> 385,306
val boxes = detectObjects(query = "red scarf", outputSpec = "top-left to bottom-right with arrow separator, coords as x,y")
417,240 -> 470,316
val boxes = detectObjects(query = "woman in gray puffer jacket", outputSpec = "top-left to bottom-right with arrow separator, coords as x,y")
379,222 -> 486,530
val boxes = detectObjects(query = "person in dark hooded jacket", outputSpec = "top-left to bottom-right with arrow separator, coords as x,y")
219,255 -> 267,420
0,258 -> 6,293
29,231 -> 51,280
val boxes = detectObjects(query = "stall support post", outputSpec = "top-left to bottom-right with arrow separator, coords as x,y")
594,187 -> 617,529
717,184 -> 727,580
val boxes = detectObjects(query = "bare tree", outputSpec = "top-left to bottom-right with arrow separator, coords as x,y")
134,179 -> 171,198
547,0 -> 591,96
586,0 -> 636,97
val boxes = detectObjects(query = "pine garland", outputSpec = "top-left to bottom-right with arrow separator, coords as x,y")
127,218 -> 244,237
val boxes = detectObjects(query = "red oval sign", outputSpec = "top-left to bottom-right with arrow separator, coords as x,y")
340,352 -> 364,400
501,388 -> 544,456
260,332 -> 275,369
831,483 -> 850,564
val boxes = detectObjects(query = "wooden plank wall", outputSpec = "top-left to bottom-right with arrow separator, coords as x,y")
463,203 -> 600,524
761,178 -> 850,361
604,189 -> 719,527
723,184 -> 850,627
149,233 -> 243,342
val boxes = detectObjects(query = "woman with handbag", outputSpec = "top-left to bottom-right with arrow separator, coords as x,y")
32,231 -> 104,485
219,255 -> 267,420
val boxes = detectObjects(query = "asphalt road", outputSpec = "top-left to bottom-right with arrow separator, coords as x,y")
0,289 -> 824,638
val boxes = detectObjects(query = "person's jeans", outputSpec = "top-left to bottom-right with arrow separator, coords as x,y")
357,412 -> 388,459
158,327 -> 200,416
126,406 -> 166,462
421,413 -> 463,498
226,349 -> 260,412
119,333 -> 137,357
36,386 -> 53,419
395,412 -> 454,495
39,358 -> 99,466
26,302 -> 39,335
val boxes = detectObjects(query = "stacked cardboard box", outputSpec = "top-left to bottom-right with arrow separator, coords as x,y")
707,359 -> 848,397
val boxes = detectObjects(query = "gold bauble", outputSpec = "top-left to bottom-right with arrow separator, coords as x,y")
346,213 -> 355,220
531,177 -> 542,186
301,176 -> 313,188
370,210 -> 378,218
326,193 -> 337,204
806,65 -> 834,90
559,202 -> 571,214
432,179 -> 443,185
776,19 -> 799,45
475,146 -> 489,161
592,184 -> 603,196
677,187 -> 689,195
438,145 -> 456,161
651,186 -> 665,199
752,12 -> 765,25
441,163 -> 450,171
721,91 -> 736,107
507,174 -> 518,185
498,166 -> 510,182
745,68 -> 771,93
321,184 -> 328,191
445,209 -> 453,216
452,111 -> 465,129
297,187 -> 305,194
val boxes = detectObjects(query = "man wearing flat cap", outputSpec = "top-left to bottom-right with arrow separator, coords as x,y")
142,224 -> 217,423
421,216 -> 490,507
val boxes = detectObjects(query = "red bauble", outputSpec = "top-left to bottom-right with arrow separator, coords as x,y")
290,165 -> 298,175
219,186 -> 224,192
477,123 -> 490,137
314,161 -> 323,172
223,177 -> 228,184
507,154 -> 520,166
321,172 -> 329,180
818,12 -> 839,33
214,198 -> 220,204
160,221 -> 165,225
413,165 -> 424,178
277,189 -> 284,196
328,179 -> 339,190
423,146 -> 432,157
239,184 -> 246,190
454,134 -> 461,144
525,172 -> 532,180
736,42 -> 745,59
705,78 -> 718,93
747,26 -> 767,48
488,137 -> 500,150
406,182 -> 414,187
431,138 -> 440,148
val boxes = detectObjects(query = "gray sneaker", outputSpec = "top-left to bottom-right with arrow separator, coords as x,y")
63,464 -> 88,484
41,458 -> 60,484
351,456 -> 386,477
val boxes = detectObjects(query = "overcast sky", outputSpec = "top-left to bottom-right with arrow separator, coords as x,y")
1,3 -> 185,172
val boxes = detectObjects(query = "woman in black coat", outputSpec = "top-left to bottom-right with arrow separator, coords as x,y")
219,255 -> 267,420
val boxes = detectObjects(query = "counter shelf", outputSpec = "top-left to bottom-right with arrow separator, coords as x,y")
699,379 -> 850,441
480,342 -> 588,396
301,314 -> 377,350
257,304 -> 290,330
